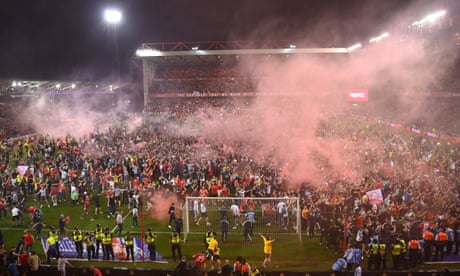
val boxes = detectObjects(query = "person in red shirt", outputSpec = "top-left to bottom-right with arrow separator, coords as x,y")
13,251 -> 30,276
221,184 -> 229,197
90,265 -> 103,276
210,183 -> 219,197
192,251 -> 207,272
23,230 -> 34,253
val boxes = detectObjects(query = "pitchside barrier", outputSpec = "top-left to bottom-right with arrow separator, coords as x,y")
37,264 -> 459,276
182,196 -> 302,245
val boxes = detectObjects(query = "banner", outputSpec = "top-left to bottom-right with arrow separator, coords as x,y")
41,236 -> 167,262
346,89 -> 368,102
366,189 -> 383,205
16,165 -> 28,176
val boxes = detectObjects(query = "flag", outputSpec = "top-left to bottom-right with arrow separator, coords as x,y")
366,189 -> 383,205
16,165 -> 28,176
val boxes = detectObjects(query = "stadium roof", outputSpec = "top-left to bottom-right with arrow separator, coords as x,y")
0,79 -> 126,96
135,40 -> 350,65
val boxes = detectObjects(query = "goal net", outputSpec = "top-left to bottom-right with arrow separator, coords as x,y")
182,196 -> 302,245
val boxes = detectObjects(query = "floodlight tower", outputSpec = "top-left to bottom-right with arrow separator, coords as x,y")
104,8 -> 122,82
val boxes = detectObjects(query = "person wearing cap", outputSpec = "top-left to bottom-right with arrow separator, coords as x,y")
204,227 -> 216,254
102,227 -> 114,261
84,232 -> 95,261
72,226 -> 83,258
49,226 -> 60,256
95,224 -> 104,259
124,231 -> 134,262
169,231 -> 182,262
46,232 -> 58,264
146,227 -> 157,261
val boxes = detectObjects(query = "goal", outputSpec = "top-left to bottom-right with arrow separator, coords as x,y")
182,196 -> 302,245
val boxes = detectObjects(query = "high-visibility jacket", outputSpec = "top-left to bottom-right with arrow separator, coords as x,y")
241,263 -> 250,273
171,235 -> 180,244
400,239 -> 407,253
47,236 -> 56,246
424,231 -> 434,241
370,243 -> 380,255
49,231 -> 59,241
437,232 -> 447,241
391,244 -> 402,256
95,228 -> 104,240
409,240 -> 419,249
85,237 -> 94,247
379,244 -> 386,255
73,231 -> 83,242
125,237 -> 133,246
205,231 -> 214,244
146,233 -> 156,244
234,260 -> 242,272
102,233 -> 112,245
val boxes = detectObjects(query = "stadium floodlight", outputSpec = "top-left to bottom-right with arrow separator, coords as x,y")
104,8 -> 122,82
191,46 -> 199,51
289,44 -> 297,49
12,81 -> 22,87
55,84 -> 61,89
369,32 -> 389,43
104,8 -> 122,24
347,43 -> 362,52
71,83 -> 76,89
411,10 -> 446,27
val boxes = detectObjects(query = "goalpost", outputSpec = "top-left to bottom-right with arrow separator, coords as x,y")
182,196 -> 302,245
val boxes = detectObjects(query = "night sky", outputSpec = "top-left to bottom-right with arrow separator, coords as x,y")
0,0 -> 453,81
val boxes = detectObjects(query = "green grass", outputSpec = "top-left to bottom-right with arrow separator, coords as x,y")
2,194 -> 460,272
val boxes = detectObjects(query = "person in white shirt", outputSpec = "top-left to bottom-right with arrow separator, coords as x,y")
11,205 -> 21,226
116,211 -> 123,236
57,253 -> 72,276
131,206 -> 138,227
193,199 -> 200,224
230,203 -> 240,229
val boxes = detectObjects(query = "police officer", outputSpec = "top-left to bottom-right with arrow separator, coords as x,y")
49,226 -> 60,256
367,239 -> 381,271
391,239 -> 402,270
125,231 -> 134,262
85,232 -> 95,261
46,233 -> 58,264
95,223 -> 105,259
170,231 -> 182,261
72,226 -> 84,258
204,227 -> 217,253
379,241 -> 387,270
399,237 -> 408,270
102,227 -> 114,260
146,227 -> 157,261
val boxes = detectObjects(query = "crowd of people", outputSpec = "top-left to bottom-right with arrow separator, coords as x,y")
150,66 -> 257,95
0,90 -> 459,273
